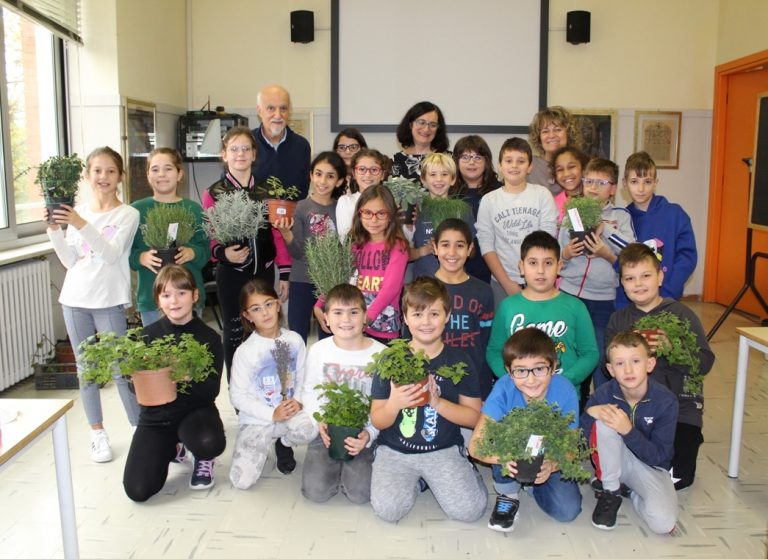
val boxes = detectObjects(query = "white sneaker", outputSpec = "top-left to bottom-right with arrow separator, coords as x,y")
90,429 -> 113,463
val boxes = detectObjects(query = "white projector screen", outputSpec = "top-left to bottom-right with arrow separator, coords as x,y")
331,0 -> 549,133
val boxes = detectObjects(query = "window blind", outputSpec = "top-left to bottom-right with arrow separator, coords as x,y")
1,0 -> 81,43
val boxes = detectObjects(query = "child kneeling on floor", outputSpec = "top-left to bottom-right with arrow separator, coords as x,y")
469,328 -> 583,532
581,331 -> 678,533
370,277 -> 487,522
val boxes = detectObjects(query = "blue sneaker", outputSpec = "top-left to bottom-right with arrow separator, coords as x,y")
488,495 -> 519,532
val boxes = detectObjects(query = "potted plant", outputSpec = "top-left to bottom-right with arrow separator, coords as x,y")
383,177 -> 426,226
31,333 -> 79,390
305,231 -> 357,299
140,204 -> 197,268
34,154 -> 84,224
365,339 -> 468,407
312,381 -> 372,461
421,196 -> 471,228
475,399 -> 592,484
79,328 -> 215,406
634,311 -> 703,394
560,196 -> 604,251
202,190 -> 268,247
264,175 -> 301,223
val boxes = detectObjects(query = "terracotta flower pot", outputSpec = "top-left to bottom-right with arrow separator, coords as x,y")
515,453 -> 544,485
131,367 -> 177,406
266,199 -> 297,223
327,424 -> 361,461
402,376 -> 430,407
44,196 -> 75,224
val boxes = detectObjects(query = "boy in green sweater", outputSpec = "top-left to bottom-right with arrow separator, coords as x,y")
486,231 -> 599,391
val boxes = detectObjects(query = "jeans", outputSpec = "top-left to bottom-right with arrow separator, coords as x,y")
491,464 -> 582,522
62,304 -> 140,427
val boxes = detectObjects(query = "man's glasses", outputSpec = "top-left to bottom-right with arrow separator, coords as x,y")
358,209 -> 390,221
354,166 -> 382,176
509,365 -> 551,379
337,144 -> 360,153
414,119 -> 439,130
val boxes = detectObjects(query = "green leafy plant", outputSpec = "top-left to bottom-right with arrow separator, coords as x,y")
421,196 -> 471,228
365,338 -> 468,385
312,381 -> 371,428
202,190 -> 268,244
265,175 -> 301,200
305,231 -> 357,299
561,195 -> 603,231
634,311 -> 703,394
475,399 -> 592,481
383,177 -> 426,210
140,204 -> 196,249
78,328 -> 215,394
34,154 -> 84,199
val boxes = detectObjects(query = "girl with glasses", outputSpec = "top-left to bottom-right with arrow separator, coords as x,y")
333,127 -> 368,188
391,101 -> 449,182
335,148 -> 390,241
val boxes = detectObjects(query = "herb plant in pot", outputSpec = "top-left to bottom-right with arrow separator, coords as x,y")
365,339 -> 468,407
35,154 -> 85,224
475,399 -> 592,484
561,196 -> 604,253
141,204 -> 197,268
265,175 -> 301,223
79,327 -> 215,406
203,190 -> 268,248
421,196 -> 471,229
383,177 -> 425,226
305,231 -> 357,299
313,381 -> 372,461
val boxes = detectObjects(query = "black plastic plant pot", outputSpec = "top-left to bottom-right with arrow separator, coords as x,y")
154,247 -> 179,268
44,196 -> 74,224
515,454 -> 544,485
400,203 -> 418,226
569,227 -> 597,255
226,239 -> 248,249
327,424 -> 361,461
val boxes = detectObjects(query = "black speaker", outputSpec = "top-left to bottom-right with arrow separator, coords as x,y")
566,11 -> 590,44
290,10 -> 314,43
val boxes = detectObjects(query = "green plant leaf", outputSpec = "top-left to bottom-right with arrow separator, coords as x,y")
305,231 -> 357,299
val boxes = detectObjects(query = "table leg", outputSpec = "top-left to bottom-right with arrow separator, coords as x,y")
52,415 -> 80,558
728,335 -> 749,478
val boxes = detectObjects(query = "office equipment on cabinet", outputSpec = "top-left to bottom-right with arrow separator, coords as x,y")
178,111 -> 249,161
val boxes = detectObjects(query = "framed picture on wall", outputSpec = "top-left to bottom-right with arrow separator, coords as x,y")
124,99 -> 157,203
634,111 -> 682,169
289,109 -> 313,153
571,109 -> 617,161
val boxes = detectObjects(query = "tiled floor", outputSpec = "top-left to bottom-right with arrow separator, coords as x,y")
0,302 -> 766,559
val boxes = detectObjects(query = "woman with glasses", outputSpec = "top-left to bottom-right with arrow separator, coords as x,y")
333,128 -> 368,189
335,148 -> 390,241
391,101 -> 449,181
202,126 -> 291,378
528,106 -> 583,196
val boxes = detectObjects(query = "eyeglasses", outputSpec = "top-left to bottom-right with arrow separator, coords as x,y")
413,118 -> 439,130
337,144 -> 360,153
626,178 -> 656,187
227,145 -> 253,154
582,178 -> 615,188
459,154 -> 484,163
247,299 -> 278,314
509,365 -> 551,379
354,166 -> 382,176
358,209 -> 390,221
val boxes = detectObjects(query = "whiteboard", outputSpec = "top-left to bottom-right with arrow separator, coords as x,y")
331,0 -> 549,133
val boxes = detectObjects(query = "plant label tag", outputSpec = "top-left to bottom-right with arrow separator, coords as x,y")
525,434 -> 544,457
567,208 -> 585,232
167,223 -> 179,241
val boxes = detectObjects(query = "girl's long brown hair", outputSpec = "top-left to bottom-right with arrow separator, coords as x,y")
349,184 -> 407,255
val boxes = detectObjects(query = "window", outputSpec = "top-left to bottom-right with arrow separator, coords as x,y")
0,6 -> 66,243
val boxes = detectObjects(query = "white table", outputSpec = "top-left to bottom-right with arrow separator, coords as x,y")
0,398 -> 78,558
728,327 -> 768,478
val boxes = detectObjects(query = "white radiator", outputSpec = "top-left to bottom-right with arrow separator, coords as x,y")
0,258 -> 55,391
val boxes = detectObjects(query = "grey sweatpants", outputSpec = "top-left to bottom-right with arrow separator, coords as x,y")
595,420 -> 678,534
371,445 -> 488,523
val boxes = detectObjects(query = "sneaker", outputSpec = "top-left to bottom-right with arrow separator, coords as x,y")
171,443 -> 188,464
190,458 -> 215,490
592,490 -> 622,530
488,495 -> 519,532
90,429 -> 113,463
275,439 -> 296,475
591,478 -> 631,498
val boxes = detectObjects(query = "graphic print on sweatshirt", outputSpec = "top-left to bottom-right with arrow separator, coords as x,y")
81,225 -> 118,256
321,361 -> 369,393
308,212 -> 336,236
509,314 -> 568,374
252,339 -> 299,407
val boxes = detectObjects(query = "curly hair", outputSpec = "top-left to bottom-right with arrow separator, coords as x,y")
529,106 -> 582,157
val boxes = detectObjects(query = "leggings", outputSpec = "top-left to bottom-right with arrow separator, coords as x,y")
123,405 -> 226,502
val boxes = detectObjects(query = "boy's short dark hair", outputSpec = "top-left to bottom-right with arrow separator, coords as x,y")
606,331 -> 651,362
325,283 -> 366,311
624,151 -> 657,179
499,137 -> 532,164
433,217 -> 473,245
520,230 -> 560,261
585,158 -> 619,184
402,276 -> 450,314
502,328 -> 557,371
618,243 -> 661,274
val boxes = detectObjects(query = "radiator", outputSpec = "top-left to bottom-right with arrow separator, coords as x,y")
0,258 -> 55,391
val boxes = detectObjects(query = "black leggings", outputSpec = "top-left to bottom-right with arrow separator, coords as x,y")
123,406 -> 226,502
